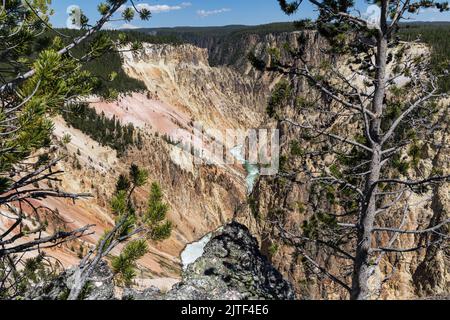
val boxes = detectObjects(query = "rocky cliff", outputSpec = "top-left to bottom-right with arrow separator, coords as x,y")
165,28 -> 449,300
119,43 -> 265,129
145,23 -> 297,70
23,39 -> 271,288
165,222 -> 295,300
27,222 -> 295,300
235,32 -> 450,300
14,29 -> 448,300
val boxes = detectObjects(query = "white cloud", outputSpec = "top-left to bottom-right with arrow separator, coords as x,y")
101,22 -> 139,30
135,2 -> 192,14
197,8 -> 231,17
120,23 -> 139,29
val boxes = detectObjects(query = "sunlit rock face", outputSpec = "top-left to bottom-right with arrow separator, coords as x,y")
29,37 -> 275,286
119,43 -> 266,131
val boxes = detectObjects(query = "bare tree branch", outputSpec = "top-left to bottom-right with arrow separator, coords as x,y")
0,225 -> 95,256
373,219 -> 450,234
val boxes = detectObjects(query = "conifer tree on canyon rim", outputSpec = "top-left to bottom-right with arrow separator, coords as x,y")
249,0 -> 450,299
0,0 -> 165,299
67,164 -> 172,300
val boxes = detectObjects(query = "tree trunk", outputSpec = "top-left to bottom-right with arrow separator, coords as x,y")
351,3 -> 388,298
351,145 -> 382,300
67,268 -> 86,300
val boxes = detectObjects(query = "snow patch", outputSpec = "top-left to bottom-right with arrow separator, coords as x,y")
180,232 -> 213,270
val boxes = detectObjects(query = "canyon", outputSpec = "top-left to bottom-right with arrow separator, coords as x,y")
22,37 -> 274,291
7,29 -> 447,299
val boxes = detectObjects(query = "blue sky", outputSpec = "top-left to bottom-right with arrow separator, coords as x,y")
50,0 -> 450,29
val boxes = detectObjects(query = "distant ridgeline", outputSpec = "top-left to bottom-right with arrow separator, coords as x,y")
138,23 -> 298,67
139,22 -> 297,41
38,23 -> 449,96
139,22 -> 450,92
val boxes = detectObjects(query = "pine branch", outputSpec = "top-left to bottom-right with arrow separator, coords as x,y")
0,0 -> 127,93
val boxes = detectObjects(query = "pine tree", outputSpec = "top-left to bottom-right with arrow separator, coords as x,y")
68,164 -> 172,299
146,182 -> 173,241
116,174 -> 131,194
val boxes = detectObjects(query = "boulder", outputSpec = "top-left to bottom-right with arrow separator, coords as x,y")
165,222 -> 296,300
